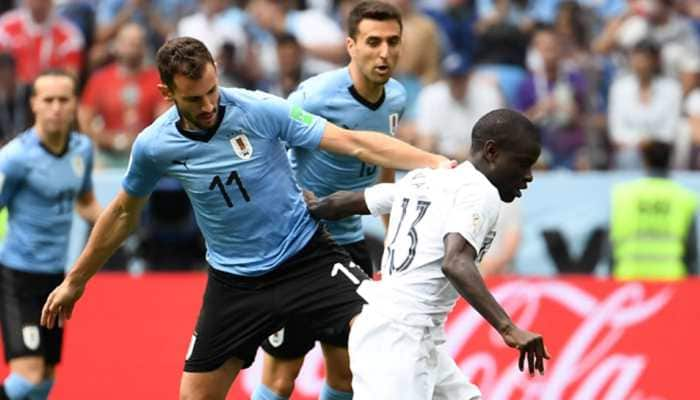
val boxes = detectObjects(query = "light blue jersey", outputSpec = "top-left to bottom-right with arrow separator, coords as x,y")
288,67 -> 406,245
123,88 -> 326,276
0,130 -> 94,273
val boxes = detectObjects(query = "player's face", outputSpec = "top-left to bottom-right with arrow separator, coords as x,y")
30,75 -> 77,136
347,19 -> 402,85
160,62 -> 220,131
485,139 -> 540,203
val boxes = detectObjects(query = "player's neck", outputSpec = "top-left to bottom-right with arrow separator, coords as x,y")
348,65 -> 384,103
35,126 -> 69,155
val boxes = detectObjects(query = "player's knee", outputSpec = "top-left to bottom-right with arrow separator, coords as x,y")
324,369 -> 353,393
266,375 -> 296,397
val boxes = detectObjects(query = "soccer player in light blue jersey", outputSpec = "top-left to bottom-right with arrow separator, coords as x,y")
256,2 -> 407,400
0,70 -> 101,400
40,37 -> 451,400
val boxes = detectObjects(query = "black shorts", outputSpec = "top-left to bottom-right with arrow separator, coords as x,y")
0,265 -> 64,365
183,228 -> 368,372
261,240 -> 372,359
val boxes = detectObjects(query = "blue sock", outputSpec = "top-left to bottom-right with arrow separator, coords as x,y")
3,373 -> 34,400
251,384 -> 288,400
28,379 -> 53,400
320,382 -> 352,400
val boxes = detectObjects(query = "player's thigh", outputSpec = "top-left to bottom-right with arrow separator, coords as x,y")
433,346 -> 482,400
0,266 -> 64,366
261,318 -> 315,360
342,240 -> 374,277
180,357 -> 243,400
281,235 -> 368,346
184,267 -> 282,374
349,309 -> 431,400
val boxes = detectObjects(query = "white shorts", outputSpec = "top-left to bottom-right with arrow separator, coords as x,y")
349,306 -> 481,400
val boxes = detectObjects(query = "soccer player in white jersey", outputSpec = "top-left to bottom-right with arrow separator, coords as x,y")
306,109 -> 550,399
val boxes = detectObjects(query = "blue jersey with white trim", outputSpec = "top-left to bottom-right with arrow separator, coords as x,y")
122,88 -> 326,276
288,67 -> 406,245
0,129 -> 94,273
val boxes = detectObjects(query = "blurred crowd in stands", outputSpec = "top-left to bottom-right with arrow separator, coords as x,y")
0,0 -> 698,274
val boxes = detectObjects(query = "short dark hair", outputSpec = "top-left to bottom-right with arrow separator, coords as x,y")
31,69 -> 78,97
156,37 -> 215,89
641,140 -> 673,170
276,32 -> 300,48
347,1 -> 402,39
470,109 -> 540,153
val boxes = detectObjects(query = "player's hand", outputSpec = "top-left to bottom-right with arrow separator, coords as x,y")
436,156 -> 458,169
40,279 -> 86,329
501,324 -> 550,376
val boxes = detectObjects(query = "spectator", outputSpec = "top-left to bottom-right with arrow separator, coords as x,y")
0,53 -> 32,143
247,0 -> 346,79
91,0 -> 197,69
679,55 -> 700,169
79,23 -> 167,169
414,53 -> 504,161
269,33 -> 310,97
594,0 -> 700,77
423,0 -> 477,63
0,0 -> 85,83
608,39 -> 682,169
610,140 -> 698,280
517,26 -> 589,170
176,0 -> 248,61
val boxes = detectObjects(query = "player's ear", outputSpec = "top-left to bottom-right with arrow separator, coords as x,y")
158,83 -> 174,102
346,36 -> 356,58
483,140 -> 499,164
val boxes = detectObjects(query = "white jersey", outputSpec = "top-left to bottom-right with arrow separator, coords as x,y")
359,162 -> 501,328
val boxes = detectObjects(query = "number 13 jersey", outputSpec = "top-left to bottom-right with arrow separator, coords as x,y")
360,162 -> 501,327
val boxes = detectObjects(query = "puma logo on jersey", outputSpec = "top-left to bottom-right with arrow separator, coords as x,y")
172,160 -> 190,170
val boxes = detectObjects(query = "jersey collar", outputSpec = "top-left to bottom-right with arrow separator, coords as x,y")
348,85 -> 386,111
175,105 -> 226,143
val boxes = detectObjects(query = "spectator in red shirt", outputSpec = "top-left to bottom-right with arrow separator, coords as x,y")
79,23 -> 167,169
0,0 -> 85,84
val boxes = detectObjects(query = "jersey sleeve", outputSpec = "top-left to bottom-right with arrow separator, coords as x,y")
365,183 -> 396,216
249,91 -> 326,149
121,134 -> 164,197
0,144 -> 27,208
444,186 -> 500,256
79,138 -> 95,195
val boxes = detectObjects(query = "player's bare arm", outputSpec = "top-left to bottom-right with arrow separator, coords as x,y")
305,190 -> 370,221
319,122 -> 455,171
41,190 -> 148,329
442,233 -> 550,376
75,191 -> 103,225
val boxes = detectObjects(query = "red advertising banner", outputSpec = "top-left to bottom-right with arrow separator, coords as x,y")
2,274 -> 696,399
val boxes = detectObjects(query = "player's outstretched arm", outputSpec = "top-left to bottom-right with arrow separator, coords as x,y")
442,233 -> 550,375
41,189 -> 148,329
319,122 -> 455,171
305,190 -> 370,221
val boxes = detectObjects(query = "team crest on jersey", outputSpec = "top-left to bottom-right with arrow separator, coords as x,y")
389,113 -> 399,136
22,325 -> 40,350
71,155 -> 85,177
231,134 -> 253,160
268,328 -> 285,347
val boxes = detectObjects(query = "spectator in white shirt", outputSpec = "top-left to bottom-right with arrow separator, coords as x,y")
414,53 -> 504,161
608,39 -> 682,169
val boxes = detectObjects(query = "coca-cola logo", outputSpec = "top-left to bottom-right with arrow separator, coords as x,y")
233,280 -> 676,400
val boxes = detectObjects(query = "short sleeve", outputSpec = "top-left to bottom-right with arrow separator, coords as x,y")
0,144 -> 27,208
444,186 -> 500,255
685,91 -> 700,117
249,92 -> 326,149
79,139 -> 95,195
121,135 -> 164,197
365,183 -> 396,216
